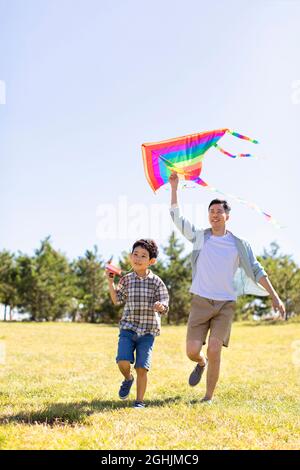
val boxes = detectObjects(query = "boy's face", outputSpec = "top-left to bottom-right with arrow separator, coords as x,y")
130,246 -> 156,271
208,203 -> 229,229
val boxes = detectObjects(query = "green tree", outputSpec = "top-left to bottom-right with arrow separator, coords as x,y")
73,246 -> 106,323
17,237 -> 74,321
258,242 -> 300,319
0,250 -> 18,321
235,242 -> 300,320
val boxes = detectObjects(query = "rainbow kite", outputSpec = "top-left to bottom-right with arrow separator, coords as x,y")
142,128 -> 282,227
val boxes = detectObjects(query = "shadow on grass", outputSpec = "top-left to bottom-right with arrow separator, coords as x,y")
0,396 -> 182,426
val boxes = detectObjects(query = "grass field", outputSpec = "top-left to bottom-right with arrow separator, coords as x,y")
0,321 -> 299,450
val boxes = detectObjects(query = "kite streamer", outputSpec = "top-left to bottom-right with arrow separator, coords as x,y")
142,128 -> 282,227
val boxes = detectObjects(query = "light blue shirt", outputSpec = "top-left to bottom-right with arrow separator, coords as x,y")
170,204 -> 269,298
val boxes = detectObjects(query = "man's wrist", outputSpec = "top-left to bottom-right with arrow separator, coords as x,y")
270,291 -> 279,300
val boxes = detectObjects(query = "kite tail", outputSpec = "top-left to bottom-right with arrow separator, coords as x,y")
213,129 -> 259,158
226,129 -> 259,144
214,144 -> 254,159
192,178 -> 283,229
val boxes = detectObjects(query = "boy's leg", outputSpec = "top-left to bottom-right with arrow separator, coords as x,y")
118,360 -> 133,380
135,334 -> 155,403
116,329 -> 135,377
136,367 -> 148,402
116,330 -> 135,399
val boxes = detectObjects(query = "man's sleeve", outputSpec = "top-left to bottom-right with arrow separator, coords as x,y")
155,280 -> 169,315
115,276 -> 127,305
246,242 -> 268,282
169,203 -> 197,243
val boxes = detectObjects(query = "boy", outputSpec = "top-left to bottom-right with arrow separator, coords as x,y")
106,239 -> 169,409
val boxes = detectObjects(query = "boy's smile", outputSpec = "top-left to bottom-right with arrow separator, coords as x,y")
130,246 -> 155,276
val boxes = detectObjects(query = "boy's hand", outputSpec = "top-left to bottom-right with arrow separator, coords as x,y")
105,269 -> 115,282
153,301 -> 166,314
169,171 -> 179,190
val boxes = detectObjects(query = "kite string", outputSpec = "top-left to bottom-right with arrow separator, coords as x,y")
168,164 -> 283,228
193,179 -> 284,229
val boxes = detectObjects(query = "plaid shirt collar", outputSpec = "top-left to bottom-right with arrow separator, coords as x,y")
132,269 -> 154,280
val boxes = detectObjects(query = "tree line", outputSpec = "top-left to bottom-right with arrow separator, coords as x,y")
0,234 -> 299,323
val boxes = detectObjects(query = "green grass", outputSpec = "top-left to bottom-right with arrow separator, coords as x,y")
0,321 -> 299,449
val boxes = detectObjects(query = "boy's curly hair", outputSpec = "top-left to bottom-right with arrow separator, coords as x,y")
132,239 -> 158,259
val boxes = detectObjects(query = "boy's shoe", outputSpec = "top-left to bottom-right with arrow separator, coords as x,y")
189,359 -> 208,387
119,375 -> 134,400
133,401 -> 146,409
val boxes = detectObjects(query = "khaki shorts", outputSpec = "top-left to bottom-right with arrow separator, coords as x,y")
187,295 -> 236,347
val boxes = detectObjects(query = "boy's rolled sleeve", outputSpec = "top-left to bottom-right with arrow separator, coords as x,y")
246,242 -> 267,282
115,277 -> 127,305
155,281 -> 169,315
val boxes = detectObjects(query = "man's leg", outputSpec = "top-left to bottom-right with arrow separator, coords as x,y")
203,336 -> 223,400
186,339 -> 208,387
186,340 -> 206,366
186,296 -> 211,386
203,300 -> 235,400
186,296 -> 211,367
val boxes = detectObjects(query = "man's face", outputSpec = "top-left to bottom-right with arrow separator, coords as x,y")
208,203 -> 229,229
129,246 -> 155,270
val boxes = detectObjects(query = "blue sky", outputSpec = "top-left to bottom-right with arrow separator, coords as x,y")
1,0 -> 300,264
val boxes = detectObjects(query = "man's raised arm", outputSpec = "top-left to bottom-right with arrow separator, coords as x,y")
169,172 -> 197,243
169,171 -> 179,207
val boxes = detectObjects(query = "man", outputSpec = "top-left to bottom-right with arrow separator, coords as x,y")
169,172 -> 285,403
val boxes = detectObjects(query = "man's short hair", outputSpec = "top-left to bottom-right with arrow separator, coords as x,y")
208,199 -> 231,214
132,239 -> 158,259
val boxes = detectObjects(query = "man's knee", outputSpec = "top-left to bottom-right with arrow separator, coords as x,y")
207,337 -> 223,360
186,340 -> 202,361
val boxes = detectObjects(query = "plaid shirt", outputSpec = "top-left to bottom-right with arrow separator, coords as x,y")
116,270 -> 169,336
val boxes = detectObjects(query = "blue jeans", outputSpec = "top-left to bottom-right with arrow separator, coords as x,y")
116,329 -> 155,371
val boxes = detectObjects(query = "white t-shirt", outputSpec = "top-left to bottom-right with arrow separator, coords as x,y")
190,232 -> 239,301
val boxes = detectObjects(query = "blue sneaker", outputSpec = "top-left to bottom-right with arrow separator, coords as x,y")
133,401 -> 146,409
119,376 -> 134,400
